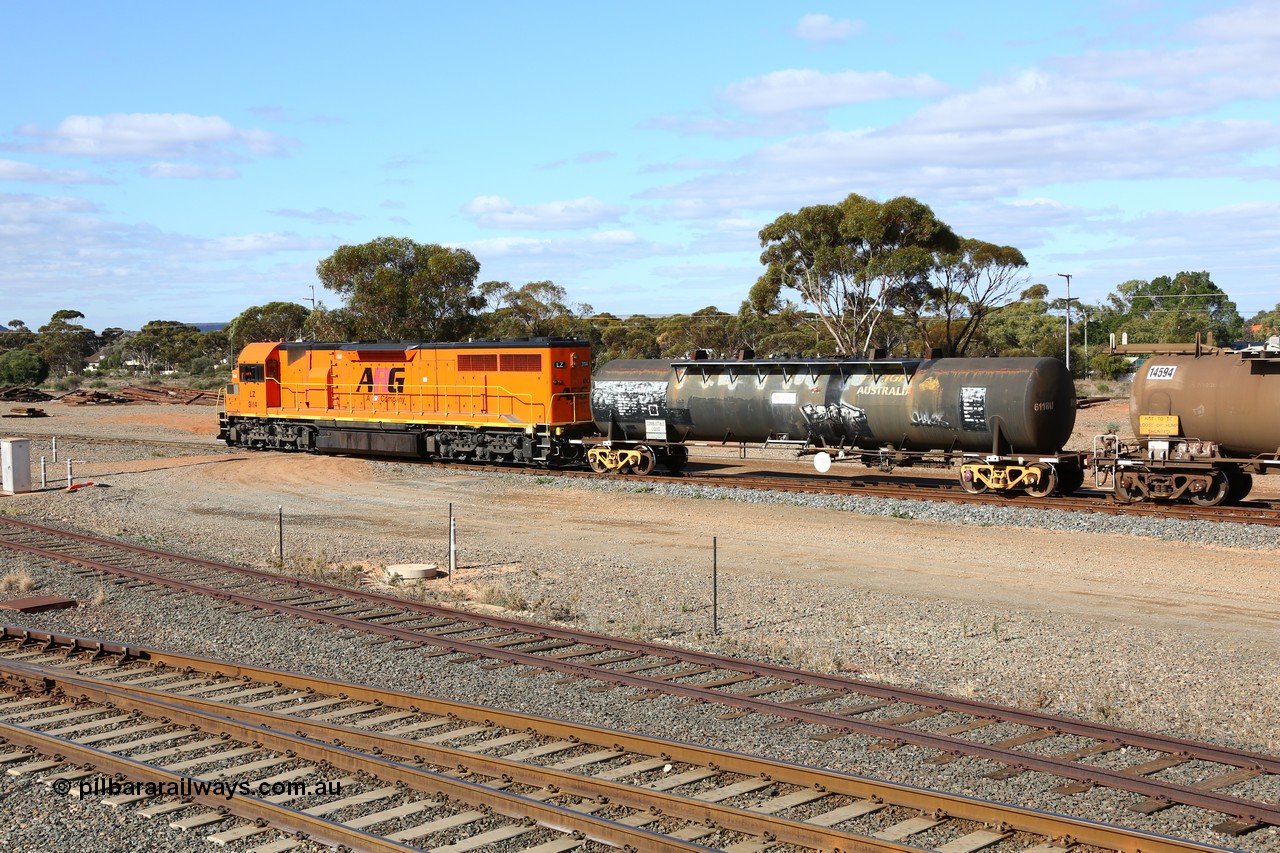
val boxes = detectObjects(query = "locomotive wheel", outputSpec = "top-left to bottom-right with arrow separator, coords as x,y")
1023,463 -> 1058,498
1189,470 -> 1228,507
588,452 -> 609,474
631,446 -> 656,476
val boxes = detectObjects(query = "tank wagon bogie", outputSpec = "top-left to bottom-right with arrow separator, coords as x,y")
218,337 -> 594,465
589,355 -> 1084,497
1091,348 -> 1280,505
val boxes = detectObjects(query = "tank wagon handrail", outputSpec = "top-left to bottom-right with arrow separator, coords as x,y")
672,359 -> 919,388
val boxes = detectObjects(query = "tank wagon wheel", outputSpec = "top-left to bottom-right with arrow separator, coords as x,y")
1113,474 -> 1140,504
959,472 -> 987,495
1056,463 -> 1085,495
1226,469 -> 1253,504
1023,463 -> 1058,498
588,452 -> 609,474
662,446 -> 689,474
1189,470 -> 1229,507
631,446 -> 657,476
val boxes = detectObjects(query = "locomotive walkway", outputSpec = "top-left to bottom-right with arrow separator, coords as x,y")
1,517 -> 1277,842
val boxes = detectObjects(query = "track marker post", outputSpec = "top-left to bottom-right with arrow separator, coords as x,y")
277,505 -> 284,569
712,536 -> 718,636
448,503 -> 457,580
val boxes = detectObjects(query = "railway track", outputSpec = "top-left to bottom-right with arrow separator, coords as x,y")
10,429 -> 1280,525
0,517 -> 1277,842
0,627 -> 1237,853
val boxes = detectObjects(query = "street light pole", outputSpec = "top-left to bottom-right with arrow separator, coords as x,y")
1057,273 -> 1073,373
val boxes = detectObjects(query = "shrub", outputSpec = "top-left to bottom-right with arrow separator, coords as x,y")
0,349 -> 49,385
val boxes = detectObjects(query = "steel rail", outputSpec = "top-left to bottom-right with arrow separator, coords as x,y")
1,521 -> 1278,829
0,659 -> 719,853
6,425 -> 1280,523
0,657 -> 920,853
1,516 -> 1274,774
0,628 -> 1237,853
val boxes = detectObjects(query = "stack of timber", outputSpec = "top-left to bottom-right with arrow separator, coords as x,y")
59,389 -> 132,405
118,385 -> 219,405
0,386 -> 54,403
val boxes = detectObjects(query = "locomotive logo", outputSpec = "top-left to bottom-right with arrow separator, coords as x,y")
357,366 -> 405,394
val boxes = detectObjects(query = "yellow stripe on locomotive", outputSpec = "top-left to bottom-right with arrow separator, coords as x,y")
218,338 -> 593,464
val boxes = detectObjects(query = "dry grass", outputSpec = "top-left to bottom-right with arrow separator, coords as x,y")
0,572 -> 36,593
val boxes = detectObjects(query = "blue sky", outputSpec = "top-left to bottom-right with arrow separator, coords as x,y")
2,1 -> 1277,333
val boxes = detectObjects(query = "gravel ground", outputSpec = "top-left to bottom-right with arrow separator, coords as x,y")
0,405 -> 1276,852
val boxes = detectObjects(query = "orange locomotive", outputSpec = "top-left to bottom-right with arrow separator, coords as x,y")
217,337 -> 594,465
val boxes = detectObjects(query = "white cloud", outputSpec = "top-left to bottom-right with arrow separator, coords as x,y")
269,207 -> 361,224
1191,1 -> 1280,41
902,70 -> 1191,132
0,159 -> 108,184
15,113 -> 297,160
646,111 -> 827,139
462,195 -> 627,230
637,116 -> 1278,221
143,162 -> 239,180
465,230 -> 645,256
723,69 -> 949,114
792,13 -> 865,42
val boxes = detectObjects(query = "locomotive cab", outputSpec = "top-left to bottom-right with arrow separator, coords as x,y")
222,342 -> 282,416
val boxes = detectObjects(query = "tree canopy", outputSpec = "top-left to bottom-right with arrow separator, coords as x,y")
0,349 -> 48,385
315,237 -> 484,341
1102,271 -> 1242,345
226,301 -> 311,355
36,309 -> 94,377
754,194 -> 961,355
479,280 -> 593,338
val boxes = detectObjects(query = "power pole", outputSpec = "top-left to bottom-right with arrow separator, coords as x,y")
1057,273 -> 1073,373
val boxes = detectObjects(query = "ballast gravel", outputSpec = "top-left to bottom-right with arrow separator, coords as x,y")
0,409 -> 1276,853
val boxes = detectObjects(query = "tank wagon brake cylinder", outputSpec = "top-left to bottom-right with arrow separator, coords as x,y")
590,355 -> 1085,498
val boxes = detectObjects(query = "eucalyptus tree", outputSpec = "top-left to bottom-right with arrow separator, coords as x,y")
755,193 -> 960,355
315,237 -> 484,341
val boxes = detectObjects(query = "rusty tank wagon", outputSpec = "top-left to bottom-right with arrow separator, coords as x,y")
589,355 -> 1084,497
1092,345 -> 1280,505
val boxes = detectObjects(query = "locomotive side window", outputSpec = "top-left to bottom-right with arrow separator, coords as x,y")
239,364 -> 265,383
